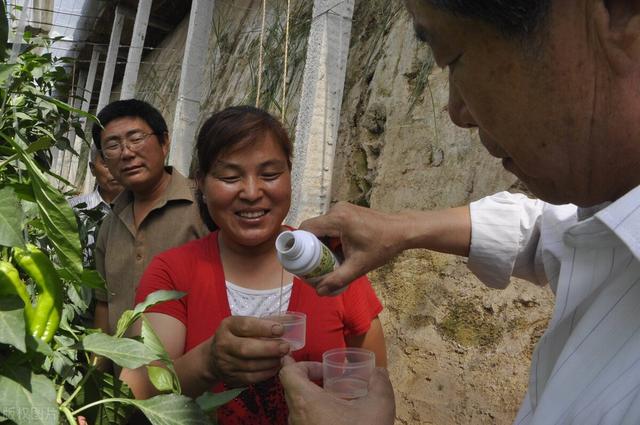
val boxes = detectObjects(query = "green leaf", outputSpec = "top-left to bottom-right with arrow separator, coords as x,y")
81,333 -> 160,369
141,316 -> 170,360
147,366 -> 174,393
34,95 -> 95,122
195,388 -> 246,414
24,333 -> 54,357
0,131 -> 82,280
133,290 -> 185,316
0,367 -> 59,425
130,394 -> 211,425
115,310 -> 135,338
0,186 -> 24,247
13,112 -> 33,122
0,64 -> 18,87
25,138 -> 53,154
27,164 -> 82,279
56,269 -> 105,290
0,1 -> 8,61
9,182 -> 35,203
113,291 -> 185,338
0,297 -> 26,352
74,370 -> 133,425
141,316 -> 181,393
79,269 -> 106,290
51,349 -> 74,378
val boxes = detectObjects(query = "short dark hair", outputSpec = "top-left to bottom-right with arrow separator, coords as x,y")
424,0 -> 551,38
195,105 -> 293,230
92,99 -> 168,150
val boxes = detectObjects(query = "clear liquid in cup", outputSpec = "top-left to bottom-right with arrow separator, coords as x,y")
324,376 -> 369,400
284,338 -> 305,351
262,311 -> 306,351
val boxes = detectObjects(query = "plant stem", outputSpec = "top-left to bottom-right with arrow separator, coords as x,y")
70,397 -> 130,417
60,365 -> 96,409
0,152 -> 17,169
56,379 -> 66,404
60,405 -> 76,425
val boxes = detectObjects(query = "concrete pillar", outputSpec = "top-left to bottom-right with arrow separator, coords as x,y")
286,0 -> 355,226
74,46 -> 102,193
169,0 -> 215,175
97,5 -> 125,112
62,46 -> 100,188
51,78 -> 78,179
120,0 -> 153,99
60,69 -> 87,184
9,0 -> 30,63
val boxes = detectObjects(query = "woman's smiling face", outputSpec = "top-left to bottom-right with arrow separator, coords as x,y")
199,132 -> 292,252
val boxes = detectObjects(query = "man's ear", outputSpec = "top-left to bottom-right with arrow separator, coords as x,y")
161,132 -> 171,156
594,0 -> 640,75
195,170 -> 204,192
88,162 -> 96,177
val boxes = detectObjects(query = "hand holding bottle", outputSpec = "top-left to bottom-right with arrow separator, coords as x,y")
276,229 -> 344,294
299,202 -> 472,295
298,202 -> 408,295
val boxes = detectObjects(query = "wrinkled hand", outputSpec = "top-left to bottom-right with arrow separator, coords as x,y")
280,359 -> 396,425
208,316 -> 290,387
300,202 -> 406,295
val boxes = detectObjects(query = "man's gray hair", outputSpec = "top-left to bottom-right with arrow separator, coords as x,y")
425,0 -> 551,38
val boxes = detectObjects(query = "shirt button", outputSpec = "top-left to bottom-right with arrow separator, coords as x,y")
136,254 -> 142,261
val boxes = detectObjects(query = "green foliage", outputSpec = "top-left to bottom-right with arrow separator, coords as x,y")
0,10 -> 243,424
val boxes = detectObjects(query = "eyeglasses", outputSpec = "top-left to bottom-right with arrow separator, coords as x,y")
100,132 -> 156,160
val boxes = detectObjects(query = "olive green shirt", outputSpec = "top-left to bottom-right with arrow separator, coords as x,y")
95,167 -> 209,334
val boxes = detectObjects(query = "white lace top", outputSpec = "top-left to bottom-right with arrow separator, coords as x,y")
225,281 -> 293,317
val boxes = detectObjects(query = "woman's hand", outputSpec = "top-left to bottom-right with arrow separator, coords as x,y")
208,316 -> 291,387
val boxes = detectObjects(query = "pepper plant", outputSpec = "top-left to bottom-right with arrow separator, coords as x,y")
0,4 -> 242,424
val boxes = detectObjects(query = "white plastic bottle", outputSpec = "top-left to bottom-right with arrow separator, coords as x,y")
275,230 -> 340,285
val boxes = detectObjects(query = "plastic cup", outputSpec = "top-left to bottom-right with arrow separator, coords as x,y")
323,347 -> 375,399
261,311 -> 306,351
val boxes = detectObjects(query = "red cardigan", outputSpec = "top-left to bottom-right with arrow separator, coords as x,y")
136,231 -> 383,425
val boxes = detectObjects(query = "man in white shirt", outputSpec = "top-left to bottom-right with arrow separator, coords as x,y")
280,1 -> 640,424
69,145 -> 123,268
69,146 -> 122,326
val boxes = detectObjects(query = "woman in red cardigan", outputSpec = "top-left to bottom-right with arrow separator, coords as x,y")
121,106 -> 386,425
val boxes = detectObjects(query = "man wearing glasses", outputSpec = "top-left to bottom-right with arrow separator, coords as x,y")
92,99 -> 209,342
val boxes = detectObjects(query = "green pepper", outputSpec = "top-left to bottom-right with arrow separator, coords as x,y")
13,244 -> 63,343
0,260 -> 34,324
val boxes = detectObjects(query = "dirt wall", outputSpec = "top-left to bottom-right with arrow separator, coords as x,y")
331,2 -> 555,424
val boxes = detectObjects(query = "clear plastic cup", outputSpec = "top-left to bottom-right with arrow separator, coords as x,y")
323,347 -> 375,399
261,311 -> 306,351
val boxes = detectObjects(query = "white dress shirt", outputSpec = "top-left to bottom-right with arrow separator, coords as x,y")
468,187 -> 640,425
69,188 -> 109,212
68,188 -> 112,268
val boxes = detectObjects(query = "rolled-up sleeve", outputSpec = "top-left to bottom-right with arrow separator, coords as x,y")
467,191 -> 545,289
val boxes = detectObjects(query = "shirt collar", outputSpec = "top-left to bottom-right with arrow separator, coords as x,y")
94,188 -> 111,208
111,166 -> 196,215
564,185 -> 640,261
